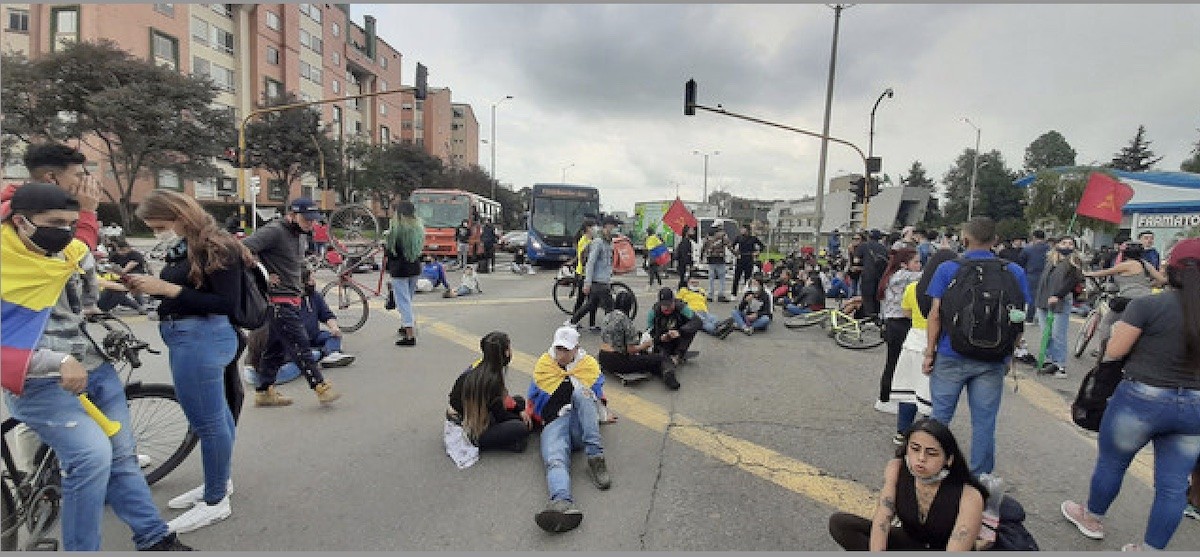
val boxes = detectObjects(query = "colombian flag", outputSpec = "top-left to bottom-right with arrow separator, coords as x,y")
646,234 -> 670,267
1,224 -> 88,394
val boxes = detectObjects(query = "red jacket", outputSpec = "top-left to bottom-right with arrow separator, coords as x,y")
1,183 -> 99,249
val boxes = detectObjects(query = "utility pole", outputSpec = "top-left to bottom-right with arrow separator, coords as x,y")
964,117 -> 981,220
815,4 -> 849,239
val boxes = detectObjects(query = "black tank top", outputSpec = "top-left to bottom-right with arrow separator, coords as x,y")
895,462 -> 964,550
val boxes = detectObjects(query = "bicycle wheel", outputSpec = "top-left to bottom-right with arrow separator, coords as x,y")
784,311 -> 827,329
321,280 -> 369,333
1073,308 -> 1101,358
552,277 -> 577,315
328,205 -> 379,257
610,282 -> 638,320
126,384 -> 197,486
835,322 -> 885,349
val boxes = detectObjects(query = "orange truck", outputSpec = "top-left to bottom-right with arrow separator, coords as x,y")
410,189 -> 501,262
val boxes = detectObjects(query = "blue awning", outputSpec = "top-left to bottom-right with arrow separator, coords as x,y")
1013,167 -> 1200,189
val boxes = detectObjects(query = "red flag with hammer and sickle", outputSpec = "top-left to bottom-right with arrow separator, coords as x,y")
1076,172 -> 1134,224
662,197 -> 698,235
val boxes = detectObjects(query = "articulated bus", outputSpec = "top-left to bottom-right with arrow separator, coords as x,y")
526,183 -> 601,267
410,189 -> 501,261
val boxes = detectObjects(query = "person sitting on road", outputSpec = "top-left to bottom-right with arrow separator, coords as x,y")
826,269 -> 853,300
527,326 -> 613,533
828,418 -> 987,551
771,268 -> 794,306
598,290 -> 673,388
731,275 -> 773,335
244,268 -> 354,385
783,271 -> 827,316
447,331 -> 532,453
677,271 -> 736,338
421,255 -> 451,292
647,287 -> 703,367
444,263 -> 482,298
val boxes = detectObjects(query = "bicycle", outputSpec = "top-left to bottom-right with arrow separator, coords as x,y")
782,298 -> 885,349
318,242 -> 390,333
1072,275 -> 1117,359
2,313 -> 195,550
551,265 -> 638,320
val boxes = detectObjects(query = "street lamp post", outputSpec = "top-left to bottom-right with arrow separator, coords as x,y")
815,4 -> 851,240
490,95 -> 513,200
693,150 -> 719,204
963,117 -> 981,220
560,163 -> 575,183
868,87 -> 894,163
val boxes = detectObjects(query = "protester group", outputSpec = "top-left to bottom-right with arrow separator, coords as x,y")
3,142 -> 1199,550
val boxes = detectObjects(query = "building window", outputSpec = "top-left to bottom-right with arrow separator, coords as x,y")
218,177 -> 237,194
299,3 -> 322,24
354,121 -> 362,135
264,78 -> 283,101
299,29 -> 322,54
331,22 -> 339,37
268,179 -> 287,200
331,79 -> 340,94
380,55 -> 388,70
157,169 -> 182,191
380,126 -> 390,144
212,27 -> 234,54
379,79 -> 388,92
266,45 -> 280,65
192,56 -> 209,76
265,10 -> 280,31
332,105 -> 342,125
300,61 -> 322,85
331,51 -> 340,66
50,6 -> 79,51
191,17 -> 208,43
211,63 -> 235,92
402,103 -> 413,110
150,30 -> 179,70
7,8 -> 29,32
210,4 -> 232,17
195,177 -> 217,200
379,103 -> 387,116
154,4 -> 174,17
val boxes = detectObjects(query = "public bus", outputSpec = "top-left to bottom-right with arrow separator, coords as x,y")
526,183 -> 601,267
410,189 -> 501,261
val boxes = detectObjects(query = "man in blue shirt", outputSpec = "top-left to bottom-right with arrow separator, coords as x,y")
1137,230 -> 1161,269
1017,229 -> 1049,324
923,217 -> 1032,479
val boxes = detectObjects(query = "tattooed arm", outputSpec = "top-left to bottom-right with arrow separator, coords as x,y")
946,484 -> 984,551
870,459 -> 902,551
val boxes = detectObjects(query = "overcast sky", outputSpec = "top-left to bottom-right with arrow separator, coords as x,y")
352,3 -> 1200,214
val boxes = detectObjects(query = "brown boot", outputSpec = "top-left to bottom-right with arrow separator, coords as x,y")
314,382 -> 341,404
254,386 -> 293,407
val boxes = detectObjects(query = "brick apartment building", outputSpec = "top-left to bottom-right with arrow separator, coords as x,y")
1,3 -> 480,222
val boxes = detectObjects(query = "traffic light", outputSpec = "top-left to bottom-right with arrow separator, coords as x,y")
866,177 -> 881,199
415,63 -> 428,100
850,176 -> 866,203
684,79 -> 697,116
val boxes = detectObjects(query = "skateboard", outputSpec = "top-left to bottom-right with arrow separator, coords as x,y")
613,372 -> 652,386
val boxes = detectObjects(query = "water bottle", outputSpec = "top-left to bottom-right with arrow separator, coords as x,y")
978,475 -> 1005,544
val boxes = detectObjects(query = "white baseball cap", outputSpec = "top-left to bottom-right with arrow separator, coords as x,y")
553,326 -> 580,350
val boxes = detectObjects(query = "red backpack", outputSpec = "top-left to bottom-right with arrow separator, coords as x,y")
612,236 -> 637,274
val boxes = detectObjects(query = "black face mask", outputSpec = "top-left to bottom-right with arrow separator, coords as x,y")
285,221 -> 304,234
305,284 -> 316,295
21,218 -> 75,254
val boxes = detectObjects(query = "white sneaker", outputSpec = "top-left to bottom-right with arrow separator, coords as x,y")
137,454 -> 153,469
320,351 -> 356,368
167,495 -> 231,534
874,400 -> 900,414
168,479 -> 234,510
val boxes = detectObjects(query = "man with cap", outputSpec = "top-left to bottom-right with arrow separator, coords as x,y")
853,229 -> 890,319
646,287 -> 703,375
243,197 -> 340,406
2,183 -> 193,550
567,214 -> 620,332
526,326 -> 613,533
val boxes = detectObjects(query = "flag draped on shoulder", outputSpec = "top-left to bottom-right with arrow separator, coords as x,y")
1,225 -> 88,394
662,197 -> 697,236
646,233 -> 670,266
1076,172 -> 1134,224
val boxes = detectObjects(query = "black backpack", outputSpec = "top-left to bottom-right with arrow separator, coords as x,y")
985,496 -> 1039,551
939,257 -> 1025,361
231,261 -> 271,329
1070,358 -> 1125,432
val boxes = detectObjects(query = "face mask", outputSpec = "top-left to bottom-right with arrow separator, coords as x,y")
1057,247 -> 1074,255
305,284 -> 316,295
22,219 -> 75,254
155,229 -> 180,244
904,454 -> 950,485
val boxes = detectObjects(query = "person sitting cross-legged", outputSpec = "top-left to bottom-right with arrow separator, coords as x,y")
647,287 -> 703,366
244,268 -> 353,386
731,274 -> 773,335
783,271 -> 827,316
676,271 -> 736,339
598,291 -> 675,389
527,326 -> 613,533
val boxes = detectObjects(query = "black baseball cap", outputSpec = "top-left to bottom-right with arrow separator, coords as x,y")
602,214 -> 623,226
9,182 -> 80,214
288,197 -> 322,220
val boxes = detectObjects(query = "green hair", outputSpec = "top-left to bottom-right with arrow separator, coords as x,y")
387,201 -> 425,262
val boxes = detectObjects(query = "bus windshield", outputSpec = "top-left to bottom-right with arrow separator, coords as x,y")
531,196 -> 599,238
411,194 -> 470,228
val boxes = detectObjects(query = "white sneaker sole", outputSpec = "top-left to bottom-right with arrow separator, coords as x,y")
168,480 -> 234,510
167,502 -> 232,534
1061,501 -> 1104,540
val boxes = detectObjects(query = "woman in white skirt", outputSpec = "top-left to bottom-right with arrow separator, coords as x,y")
890,249 -> 959,445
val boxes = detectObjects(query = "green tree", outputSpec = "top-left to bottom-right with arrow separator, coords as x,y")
940,149 -> 1023,226
1,41 -> 233,229
1182,129 -> 1200,173
1023,130 -> 1077,173
1107,125 -> 1163,171
347,140 -> 444,203
1023,168 -> 1118,234
243,92 -> 323,197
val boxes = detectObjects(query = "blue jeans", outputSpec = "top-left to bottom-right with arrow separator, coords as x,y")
929,355 -> 1005,475
732,310 -> 770,331
897,402 -> 919,434
278,330 -> 341,379
1086,380 -> 1200,549
160,315 -> 238,504
708,263 -> 727,297
391,276 -> 420,327
1036,305 -> 1070,365
3,363 -> 171,550
784,304 -> 813,316
695,311 -> 719,334
539,387 -> 604,502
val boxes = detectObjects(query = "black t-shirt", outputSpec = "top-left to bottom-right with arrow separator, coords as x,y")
855,241 -> 889,286
1120,291 -> 1200,390
110,249 -> 147,274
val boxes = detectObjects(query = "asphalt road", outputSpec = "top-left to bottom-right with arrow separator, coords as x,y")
71,252 -> 1200,550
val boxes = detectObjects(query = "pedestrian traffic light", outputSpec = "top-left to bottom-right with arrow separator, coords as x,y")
415,63 -> 428,100
684,79 -> 697,116
850,176 -> 866,203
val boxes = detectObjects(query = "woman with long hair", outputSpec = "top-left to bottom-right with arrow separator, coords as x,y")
447,332 -> 531,452
126,190 -> 256,533
1034,236 -> 1084,377
874,248 -> 921,415
1062,238 -> 1200,551
385,200 -> 425,346
889,249 -> 958,445
1083,241 -> 1167,351
829,418 -> 987,550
